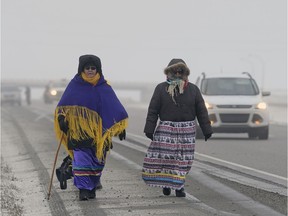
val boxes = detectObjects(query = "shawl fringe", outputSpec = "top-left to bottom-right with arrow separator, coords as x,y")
54,106 -> 128,160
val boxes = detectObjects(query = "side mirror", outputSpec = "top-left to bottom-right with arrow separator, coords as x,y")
262,91 -> 271,97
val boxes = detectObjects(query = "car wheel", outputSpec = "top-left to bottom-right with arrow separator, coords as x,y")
249,126 -> 269,140
248,131 -> 257,139
258,126 -> 269,140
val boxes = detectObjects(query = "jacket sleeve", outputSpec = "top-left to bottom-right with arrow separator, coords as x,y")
144,85 -> 161,134
195,86 -> 213,136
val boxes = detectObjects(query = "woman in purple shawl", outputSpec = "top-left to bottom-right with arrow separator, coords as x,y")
54,54 -> 128,200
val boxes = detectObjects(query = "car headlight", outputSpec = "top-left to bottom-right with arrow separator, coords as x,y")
256,102 -> 267,110
50,90 -> 57,96
205,102 -> 213,109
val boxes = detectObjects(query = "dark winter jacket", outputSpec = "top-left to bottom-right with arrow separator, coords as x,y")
144,82 -> 212,136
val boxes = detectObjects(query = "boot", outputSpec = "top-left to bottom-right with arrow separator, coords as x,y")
79,189 -> 89,201
88,188 -> 96,199
56,155 -> 73,190
175,188 -> 186,197
162,188 -> 171,196
96,181 -> 103,190
56,168 -> 67,190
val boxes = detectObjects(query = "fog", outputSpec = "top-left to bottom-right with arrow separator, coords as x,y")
1,0 -> 287,91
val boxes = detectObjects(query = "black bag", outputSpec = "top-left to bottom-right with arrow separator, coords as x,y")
56,155 -> 73,189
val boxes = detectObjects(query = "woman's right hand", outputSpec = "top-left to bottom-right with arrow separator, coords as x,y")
145,133 -> 153,141
119,130 -> 126,140
58,115 -> 69,134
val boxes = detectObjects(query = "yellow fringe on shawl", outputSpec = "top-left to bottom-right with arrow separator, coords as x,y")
54,106 -> 128,160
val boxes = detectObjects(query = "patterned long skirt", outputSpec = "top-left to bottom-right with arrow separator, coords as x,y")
73,147 -> 104,190
142,120 -> 196,190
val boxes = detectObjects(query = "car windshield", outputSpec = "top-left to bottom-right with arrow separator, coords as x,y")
201,78 -> 259,95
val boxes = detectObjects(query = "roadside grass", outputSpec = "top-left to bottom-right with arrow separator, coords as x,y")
1,157 -> 24,216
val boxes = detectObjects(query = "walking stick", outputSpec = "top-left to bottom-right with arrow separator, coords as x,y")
47,133 -> 64,200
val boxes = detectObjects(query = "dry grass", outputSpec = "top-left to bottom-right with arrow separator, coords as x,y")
1,157 -> 24,216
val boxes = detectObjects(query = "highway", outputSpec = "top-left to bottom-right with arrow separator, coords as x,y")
1,100 -> 287,216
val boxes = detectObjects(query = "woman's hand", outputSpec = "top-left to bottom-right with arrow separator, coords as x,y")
119,130 -> 126,140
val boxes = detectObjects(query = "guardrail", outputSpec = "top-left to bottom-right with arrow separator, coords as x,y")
263,91 -> 287,106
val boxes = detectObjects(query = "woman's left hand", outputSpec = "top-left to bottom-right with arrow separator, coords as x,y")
119,130 -> 126,140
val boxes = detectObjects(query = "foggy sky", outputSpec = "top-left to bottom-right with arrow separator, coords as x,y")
1,0 -> 287,90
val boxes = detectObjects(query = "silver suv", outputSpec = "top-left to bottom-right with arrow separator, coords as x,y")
195,72 -> 270,139
1,86 -> 22,106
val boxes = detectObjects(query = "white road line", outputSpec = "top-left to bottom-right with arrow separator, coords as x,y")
126,132 -> 287,181
29,107 -> 54,122
196,152 -> 287,181
34,113 -> 53,122
115,139 -> 147,153
110,151 -> 239,216
127,132 -> 149,142
189,169 -> 285,216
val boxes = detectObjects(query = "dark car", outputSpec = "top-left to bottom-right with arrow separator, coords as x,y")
1,86 -> 22,106
43,80 -> 68,104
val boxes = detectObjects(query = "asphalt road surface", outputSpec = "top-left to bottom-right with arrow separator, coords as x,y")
1,100 -> 287,216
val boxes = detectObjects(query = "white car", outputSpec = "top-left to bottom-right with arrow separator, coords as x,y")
1,86 -> 22,106
195,72 -> 270,139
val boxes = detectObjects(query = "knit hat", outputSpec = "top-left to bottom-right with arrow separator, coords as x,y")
164,58 -> 190,76
78,55 -> 102,75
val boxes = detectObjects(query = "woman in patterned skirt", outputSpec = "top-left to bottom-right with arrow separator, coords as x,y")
142,58 -> 212,197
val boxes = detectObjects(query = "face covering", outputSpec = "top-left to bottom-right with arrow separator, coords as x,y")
166,72 -> 188,104
81,72 -> 100,86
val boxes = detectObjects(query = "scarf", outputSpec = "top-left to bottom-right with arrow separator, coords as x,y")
81,72 -> 100,86
166,75 -> 188,104
54,74 -> 128,160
